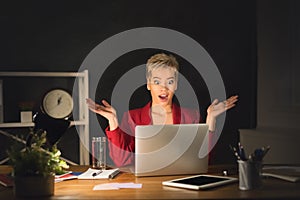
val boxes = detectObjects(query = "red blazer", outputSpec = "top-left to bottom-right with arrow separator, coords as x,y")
106,102 -> 202,167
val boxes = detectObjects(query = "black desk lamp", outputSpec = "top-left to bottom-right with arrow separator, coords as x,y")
33,112 -> 70,147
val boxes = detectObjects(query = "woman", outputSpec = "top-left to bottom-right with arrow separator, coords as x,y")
86,53 -> 238,167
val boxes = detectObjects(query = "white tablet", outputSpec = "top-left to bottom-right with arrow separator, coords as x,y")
162,174 -> 238,190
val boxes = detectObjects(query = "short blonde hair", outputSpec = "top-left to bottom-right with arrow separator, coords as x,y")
146,53 -> 179,80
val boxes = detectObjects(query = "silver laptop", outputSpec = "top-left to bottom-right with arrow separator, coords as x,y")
133,124 -> 209,177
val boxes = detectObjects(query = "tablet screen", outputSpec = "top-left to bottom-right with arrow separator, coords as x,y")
172,176 -> 229,186
162,175 -> 238,190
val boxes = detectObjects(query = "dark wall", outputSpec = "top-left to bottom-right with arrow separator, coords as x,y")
0,0 -> 257,164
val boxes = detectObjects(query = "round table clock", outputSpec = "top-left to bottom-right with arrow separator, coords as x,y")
42,89 -> 74,119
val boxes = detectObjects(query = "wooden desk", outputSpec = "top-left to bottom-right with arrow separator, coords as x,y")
1,165 -> 300,199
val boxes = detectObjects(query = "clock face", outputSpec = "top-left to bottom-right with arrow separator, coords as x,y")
42,89 -> 73,119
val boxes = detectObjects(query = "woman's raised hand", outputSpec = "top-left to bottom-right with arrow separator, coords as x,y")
86,98 -> 119,130
207,95 -> 238,118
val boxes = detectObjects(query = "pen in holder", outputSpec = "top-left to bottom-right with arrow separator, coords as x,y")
238,160 -> 262,190
230,143 -> 270,190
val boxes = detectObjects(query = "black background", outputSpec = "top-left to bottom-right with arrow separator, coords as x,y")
0,0 -> 257,164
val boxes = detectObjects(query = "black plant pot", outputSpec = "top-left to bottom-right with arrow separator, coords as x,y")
14,175 -> 54,197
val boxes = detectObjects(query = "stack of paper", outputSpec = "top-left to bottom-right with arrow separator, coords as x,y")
262,166 -> 300,182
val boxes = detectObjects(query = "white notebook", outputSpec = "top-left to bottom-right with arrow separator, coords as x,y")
78,168 -> 120,179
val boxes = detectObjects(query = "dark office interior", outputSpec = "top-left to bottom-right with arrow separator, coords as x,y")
0,0 -> 299,166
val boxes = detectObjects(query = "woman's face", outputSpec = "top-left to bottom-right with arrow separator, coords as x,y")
147,67 -> 177,108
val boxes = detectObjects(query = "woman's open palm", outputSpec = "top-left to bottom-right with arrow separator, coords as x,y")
86,98 -> 117,122
207,95 -> 238,118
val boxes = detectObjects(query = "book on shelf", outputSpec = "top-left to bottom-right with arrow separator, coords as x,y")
77,168 -> 120,180
0,174 -> 14,187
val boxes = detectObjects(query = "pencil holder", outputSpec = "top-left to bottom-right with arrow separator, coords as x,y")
238,160 -> 262,190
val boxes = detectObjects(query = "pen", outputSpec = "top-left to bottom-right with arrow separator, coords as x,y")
238,142 -> 247,161
92,170 -> 102,177
251,148 -> 263,162
229,145 -> 241,160
108,169 -> 120,179
249,145 -> 271,162
262,145 -> 270,158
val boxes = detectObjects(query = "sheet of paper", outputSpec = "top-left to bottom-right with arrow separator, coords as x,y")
116,183 -> 142,188
93,183 -> 120,190
93,182 -> 142,190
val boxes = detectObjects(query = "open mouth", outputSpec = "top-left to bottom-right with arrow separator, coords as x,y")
159,94 -> 168,101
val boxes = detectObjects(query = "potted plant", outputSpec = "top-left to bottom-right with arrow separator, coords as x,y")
7,128 -> 69,197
